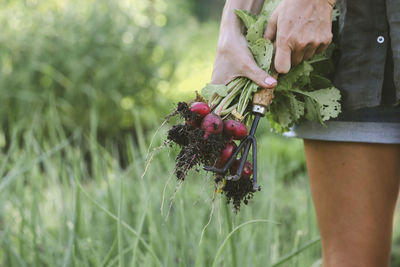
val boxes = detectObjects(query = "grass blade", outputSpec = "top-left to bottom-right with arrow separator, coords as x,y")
77,183 -> 163,267
212,219 -> 279,267
270,236 -> 321,267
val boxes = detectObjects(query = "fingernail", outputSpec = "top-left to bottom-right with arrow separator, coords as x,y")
265,77 -> 277,87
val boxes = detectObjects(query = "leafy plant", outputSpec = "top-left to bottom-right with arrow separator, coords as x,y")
202,2 -> 341,133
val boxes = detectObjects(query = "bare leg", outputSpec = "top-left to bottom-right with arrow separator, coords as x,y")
304,140 -> 400,267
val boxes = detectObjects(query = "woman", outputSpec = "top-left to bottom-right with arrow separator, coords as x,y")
212,0 -> 400,266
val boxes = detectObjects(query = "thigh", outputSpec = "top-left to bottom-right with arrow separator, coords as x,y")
303,140 -> 400,267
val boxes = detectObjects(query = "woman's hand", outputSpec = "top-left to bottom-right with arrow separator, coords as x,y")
211,30 -> 278,88
265,0 -> 335,73
211,0 -> 277,88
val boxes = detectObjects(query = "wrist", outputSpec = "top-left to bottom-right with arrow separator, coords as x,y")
226,0 -> 265,14
220,0 -> 265,33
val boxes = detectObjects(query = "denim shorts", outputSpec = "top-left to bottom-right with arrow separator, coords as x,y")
287,34 -> 400,144
286,106 -> 400,144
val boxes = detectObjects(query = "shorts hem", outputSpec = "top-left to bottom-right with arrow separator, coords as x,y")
285,121 -> 400,144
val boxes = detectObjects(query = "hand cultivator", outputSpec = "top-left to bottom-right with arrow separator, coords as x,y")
203,76 -> 277,192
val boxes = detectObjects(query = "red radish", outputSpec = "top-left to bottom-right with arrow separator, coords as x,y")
229,159 -> 239,175
190,102 -> 210,118
218,142 -> 237,168
185,118 -> 201,128
242,161 -> 253,178
230,160 -> 253,178
201,113 -> 223,140
223,120 -> 248,140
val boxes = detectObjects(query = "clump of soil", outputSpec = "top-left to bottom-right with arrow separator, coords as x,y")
166,102 -> 228,180
223,178 -> 260,211
176,102 -> 198,121
166,101 -> 259,211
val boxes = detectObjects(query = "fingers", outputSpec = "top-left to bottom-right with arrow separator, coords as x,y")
274,44 -> 291,74
316,32 -> 333,54
303,45 -> 317,60
315,43 -> 330,54
291,48 -> 305,67
267,2 -> 333,72
264,10 -> 278,41
266,10 -> 293,74
276,39 -> 325,72
244,63 -> 277,88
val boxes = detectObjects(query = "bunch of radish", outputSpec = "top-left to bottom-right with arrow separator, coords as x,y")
189,102 -> 247,140
166,99 -> 256,210
188,102 -> 252,175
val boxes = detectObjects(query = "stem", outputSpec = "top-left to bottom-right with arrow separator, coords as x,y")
210,96 -> 223,110
240,83 -> 257,115
118,176 -> 124,267
224,203 -> 238,267
209,93 -> 218,107
218,89 -> 242,115
236,79 -> 259,116
228,78 -> 242,90
238,84 -> 252,115
220,103 -> 238,116
242,112 -> 250,120
214,79 -> 245,115
237,79 -> 250,114
307,57 -> 329,65
210,78 -> 242,113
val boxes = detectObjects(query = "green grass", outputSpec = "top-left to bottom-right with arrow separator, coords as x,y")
1,105 -> 400,267
0,104 -> 326,266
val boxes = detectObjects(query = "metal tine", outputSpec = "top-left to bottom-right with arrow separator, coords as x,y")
203,136 -> 251,174
251,135 -> 259,191
228,134 -> 256,182
203,114 -> 262,188
227,114 -> 261,181
228,138 -> 251,181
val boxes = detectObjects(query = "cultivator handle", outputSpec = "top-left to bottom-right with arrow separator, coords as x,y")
252,72 -> 279,115
252,88 -> 274,108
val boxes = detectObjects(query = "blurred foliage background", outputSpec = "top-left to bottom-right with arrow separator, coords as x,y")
0,0 -> 399,266
0,0 -> 225,145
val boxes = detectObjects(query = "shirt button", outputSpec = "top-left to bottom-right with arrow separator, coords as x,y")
377,36 -> 385,44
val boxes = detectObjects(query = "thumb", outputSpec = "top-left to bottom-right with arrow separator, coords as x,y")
245,62 -> 277,89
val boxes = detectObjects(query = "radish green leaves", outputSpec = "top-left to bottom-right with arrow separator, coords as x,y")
201,2 -> 341,133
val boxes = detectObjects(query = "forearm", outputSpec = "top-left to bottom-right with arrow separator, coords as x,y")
211,0 -> 276,87
220,0 -> 265,32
